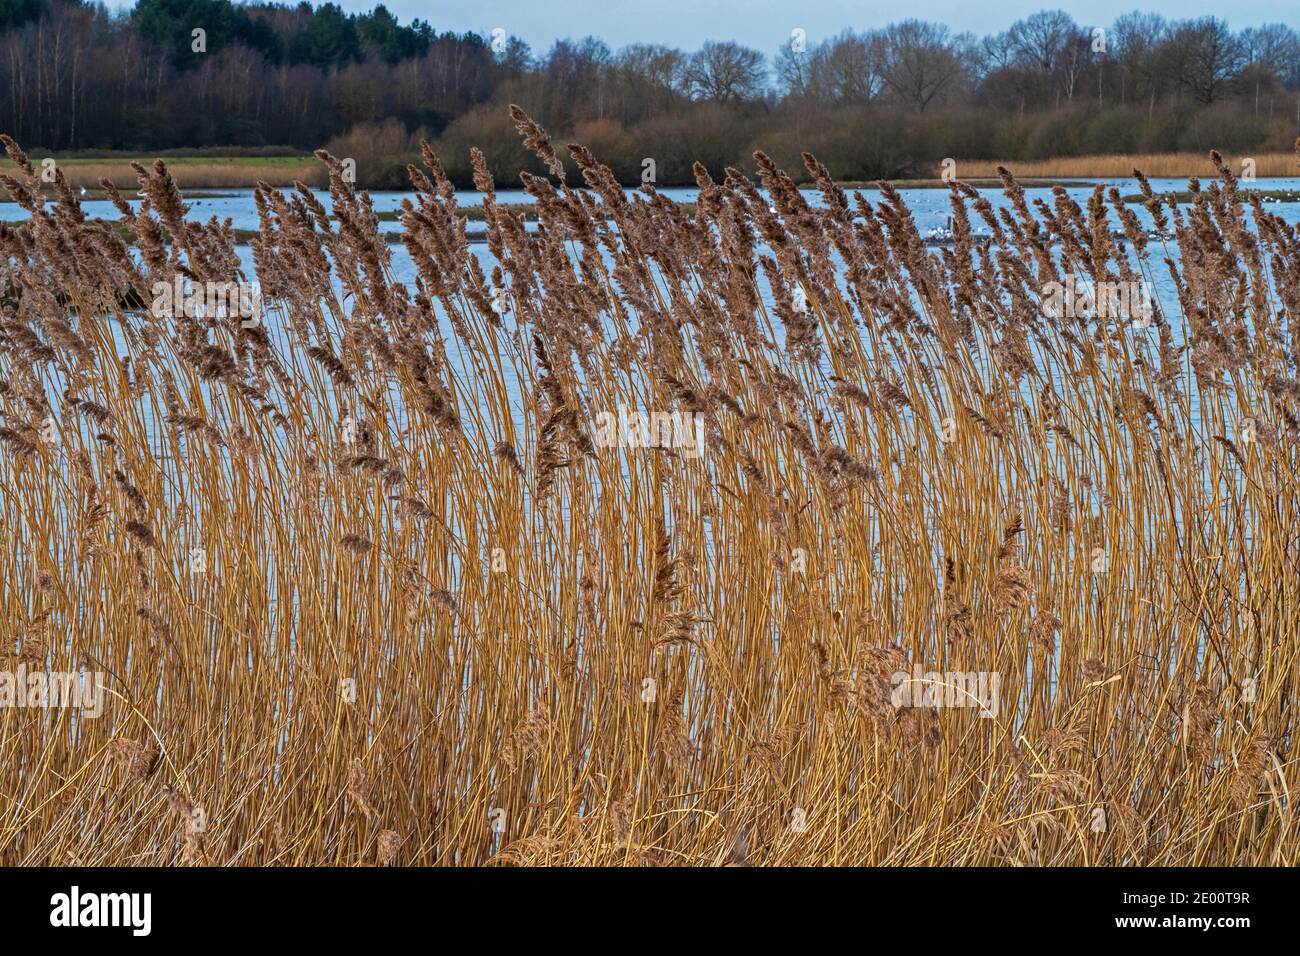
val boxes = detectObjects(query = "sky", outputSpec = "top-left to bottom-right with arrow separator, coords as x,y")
98,0 -> 1293,53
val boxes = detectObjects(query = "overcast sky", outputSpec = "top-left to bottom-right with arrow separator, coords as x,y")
94,1 -> 1292,53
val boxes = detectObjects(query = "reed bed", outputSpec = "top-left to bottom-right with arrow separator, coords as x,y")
0,157 -> 325,192
955,151 -> 1300,180
0,117 -> 1297,867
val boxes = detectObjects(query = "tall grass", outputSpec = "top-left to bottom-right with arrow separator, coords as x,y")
0,118 -> 1296,866
955,151 -> 1300,179
0,157 -> 324,191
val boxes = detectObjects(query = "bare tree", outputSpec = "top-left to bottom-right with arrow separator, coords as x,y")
1110,12 -> 1168,106
1161,17 -> 1244,105
684,40 -> 766,103
779,30 -> 885,104
1240,24 -> 1300,88
975,31 -> 1019,78
539,37 -> 612,125
1008,10 -> 1076,72
1056,31 -> 1094,102
774,34 -> 811,97
612,43 -> 687,120
880,20 -> 968,112
820,30 -> 887,103
617,43 -> 685,91
496,36 -> 534,75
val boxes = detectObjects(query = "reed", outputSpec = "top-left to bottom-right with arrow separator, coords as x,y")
0,157 -> 325,191
0,122 -> 1296,866
956,151 -> 1300,179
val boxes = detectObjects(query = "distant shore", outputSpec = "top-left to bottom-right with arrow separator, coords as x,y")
3,149 -> 1296,199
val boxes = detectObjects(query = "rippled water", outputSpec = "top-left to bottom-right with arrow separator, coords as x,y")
66,176 -> 1300,289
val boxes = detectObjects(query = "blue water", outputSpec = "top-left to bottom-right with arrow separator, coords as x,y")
63,176 -> 1300,285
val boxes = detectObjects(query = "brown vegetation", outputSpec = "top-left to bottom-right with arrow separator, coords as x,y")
0,118 -> 1297,866
0,159 -> 325,192
955,152 -> 1300,179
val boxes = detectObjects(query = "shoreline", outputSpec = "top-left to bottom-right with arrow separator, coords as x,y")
6,147 -> 1298,199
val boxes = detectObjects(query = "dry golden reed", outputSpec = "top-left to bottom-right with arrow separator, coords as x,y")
952,151 -> 1299,180
0,115 -> 1297,867
0,158 -> 325,193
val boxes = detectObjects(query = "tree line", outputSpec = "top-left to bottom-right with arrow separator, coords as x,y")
3,0 -> 1300,185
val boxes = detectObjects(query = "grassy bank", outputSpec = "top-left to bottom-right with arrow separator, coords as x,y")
1,155 -> 324,192
954,151 -> 1300,179
6,149 -> 1299,199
